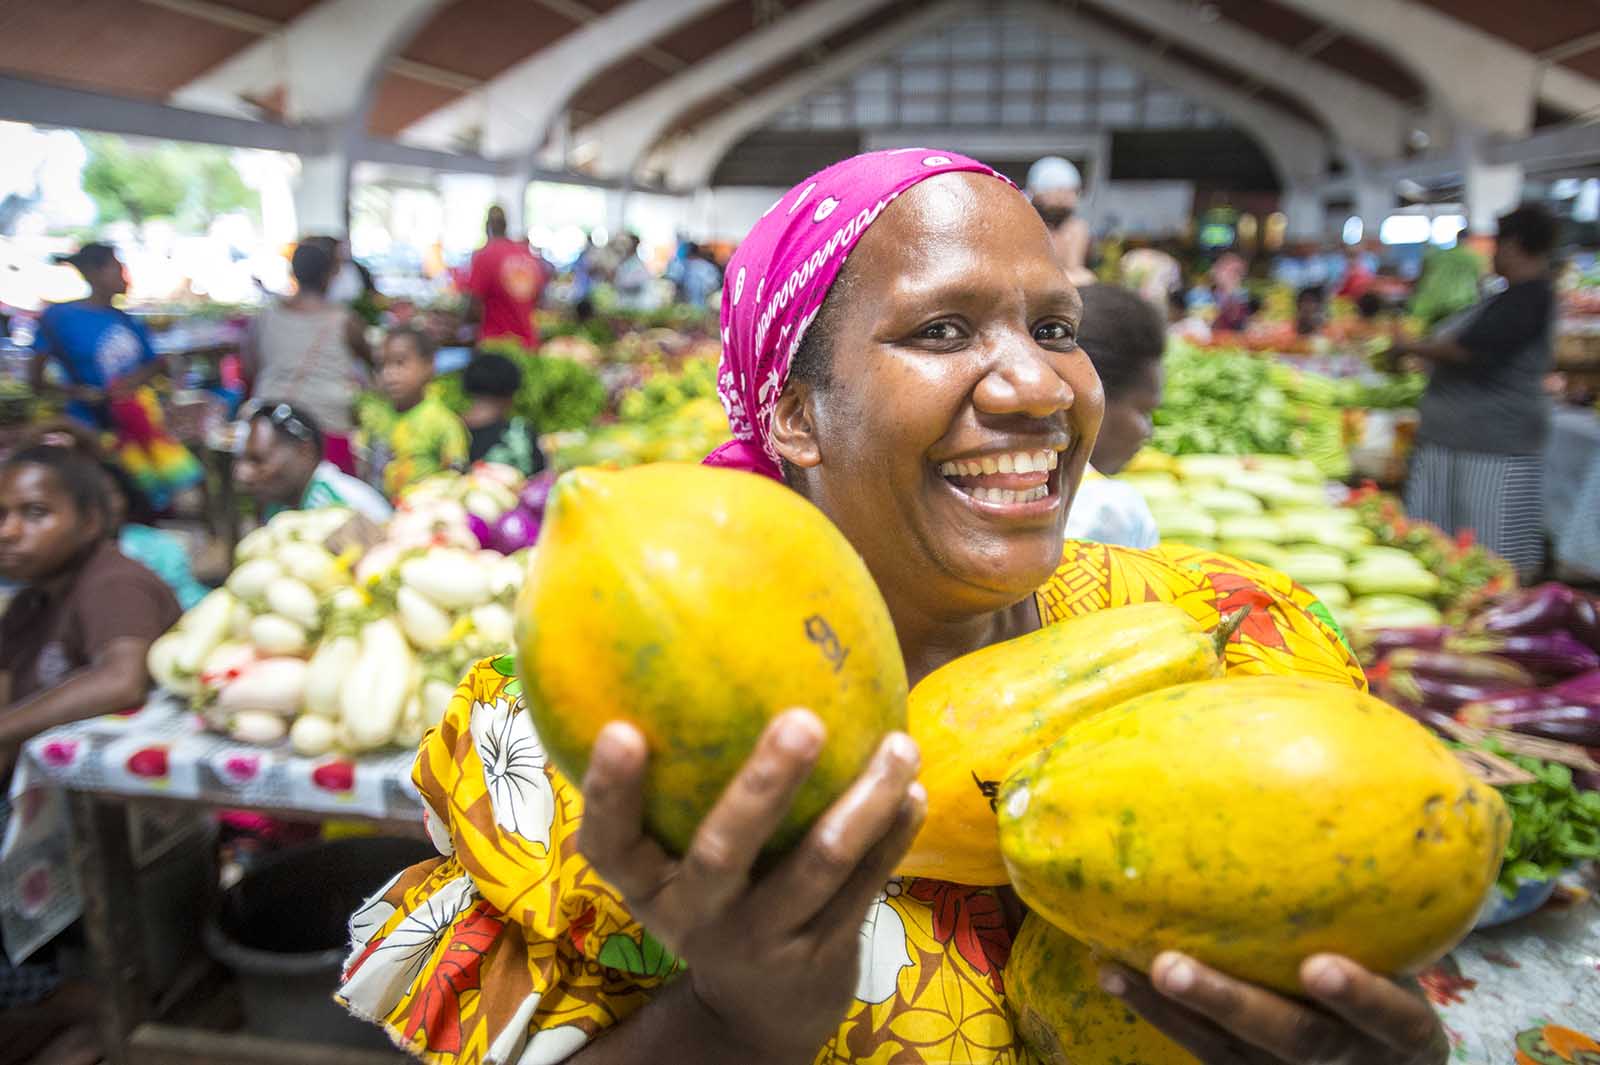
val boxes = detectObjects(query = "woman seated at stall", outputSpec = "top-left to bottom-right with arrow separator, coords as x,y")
234,401 -> 392,525
0,446 -> 180,768
340,152 -> 1448,1065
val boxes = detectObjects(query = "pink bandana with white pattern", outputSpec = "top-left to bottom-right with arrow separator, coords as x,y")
702,149 -> 1015,480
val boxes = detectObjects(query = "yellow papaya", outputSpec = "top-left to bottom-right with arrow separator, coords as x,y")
515,464 -> 908,857
898,603 -> 1238,885
998,675 -> 1509,993
1008,913 -> 1197,1065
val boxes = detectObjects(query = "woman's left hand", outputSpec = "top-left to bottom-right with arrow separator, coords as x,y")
1103,952 -> 1448,1064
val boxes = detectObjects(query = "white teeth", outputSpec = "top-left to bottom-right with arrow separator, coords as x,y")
939,450 -> 1065,480
964,484 -> 1050,505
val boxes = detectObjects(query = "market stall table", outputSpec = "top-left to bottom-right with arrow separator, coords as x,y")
0,695 -> 422,1065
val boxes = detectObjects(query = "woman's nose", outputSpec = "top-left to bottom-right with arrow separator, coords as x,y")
973,334 -> 1075,418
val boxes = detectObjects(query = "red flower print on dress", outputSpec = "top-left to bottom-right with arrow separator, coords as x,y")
569,903 -> 597,954
402,902 -> 505,1054
1207,572 -> 1287,650
905,880 -> 1011,993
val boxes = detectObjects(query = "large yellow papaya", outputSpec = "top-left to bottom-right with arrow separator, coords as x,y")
1008,913 -> 1197,1065
998,675 -> 1509,993
515,464 -> 909,857
898,603 -> 1238,885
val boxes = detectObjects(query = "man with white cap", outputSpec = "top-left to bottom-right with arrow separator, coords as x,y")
1025,155 -> 1096,287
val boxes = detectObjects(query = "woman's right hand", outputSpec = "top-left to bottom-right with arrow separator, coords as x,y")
578,710 -> 925,1065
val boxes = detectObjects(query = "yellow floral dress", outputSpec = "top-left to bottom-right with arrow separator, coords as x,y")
337,542 -> 1364,1064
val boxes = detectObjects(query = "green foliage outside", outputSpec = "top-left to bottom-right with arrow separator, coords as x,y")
80,134 -> 258,230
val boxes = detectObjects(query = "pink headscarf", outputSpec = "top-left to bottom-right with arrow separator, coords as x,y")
703,149 -> 1014,480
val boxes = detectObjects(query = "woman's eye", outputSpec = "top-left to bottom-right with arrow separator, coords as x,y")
917,321 -> 962,341
1034,321 -> 1077,344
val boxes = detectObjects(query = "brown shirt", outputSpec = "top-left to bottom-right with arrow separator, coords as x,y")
0,540 -> 180,704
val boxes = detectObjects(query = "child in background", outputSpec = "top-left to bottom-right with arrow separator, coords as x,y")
461,353 -> 545,476
360,327 -> 468,499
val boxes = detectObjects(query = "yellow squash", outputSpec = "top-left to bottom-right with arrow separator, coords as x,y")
516,464 -> 908,857
1008,913 -> 1197,1065
998,675 -> 1509,993
898,603 -> 1237,884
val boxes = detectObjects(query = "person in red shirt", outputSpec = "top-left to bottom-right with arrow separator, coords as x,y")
465,206 -> 547,348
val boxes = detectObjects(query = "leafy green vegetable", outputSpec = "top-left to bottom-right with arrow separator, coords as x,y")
428,341 -> 606,433
1477,742 -> 1600,896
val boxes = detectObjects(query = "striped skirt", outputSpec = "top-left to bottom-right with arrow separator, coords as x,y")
1404,442 -> 1544,580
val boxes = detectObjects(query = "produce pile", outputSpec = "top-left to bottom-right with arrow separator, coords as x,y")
1150,342 -> 1429,479
146,465 -> 539,755
423,338 -> 607,434
1363,583 -> 1600,896
548,355 -> 731,470
1123,452 -> 1443,628
519,462 -> 1513,1065
1346,483 -> 1517,624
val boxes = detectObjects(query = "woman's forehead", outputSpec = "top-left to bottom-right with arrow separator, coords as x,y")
850,175 -> 1076,307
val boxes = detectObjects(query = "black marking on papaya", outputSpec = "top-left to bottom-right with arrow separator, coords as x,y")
803,613 -> 851,673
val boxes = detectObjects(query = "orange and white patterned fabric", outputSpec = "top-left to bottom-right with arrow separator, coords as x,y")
337,541 -> 1363,1064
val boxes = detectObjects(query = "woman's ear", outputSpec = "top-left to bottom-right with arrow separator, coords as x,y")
769,382 -> 822,470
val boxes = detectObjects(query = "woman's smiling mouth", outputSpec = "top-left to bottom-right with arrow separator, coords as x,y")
935,447 -> 1067,510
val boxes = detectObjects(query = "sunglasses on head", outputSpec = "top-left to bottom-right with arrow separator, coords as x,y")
253,403 -> 315,446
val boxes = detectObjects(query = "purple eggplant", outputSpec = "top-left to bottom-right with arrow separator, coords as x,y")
1375,679 -> 1457,736
490,506 -> 541,554
1443,631 -> 1600,679
1383,668 -> 1525,714
1383,648 -> 1536,689
1553,670 -> 1600,700
466,513 -> 494,550
1469,583 -> 1576,635
1470,582 -> 1600,653
1354,626 -> 1448,667
1571,593 -> 1600,653
1455,702 -> 1600,747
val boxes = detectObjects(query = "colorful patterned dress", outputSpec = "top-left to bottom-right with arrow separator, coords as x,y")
338,542 -> 1365,1064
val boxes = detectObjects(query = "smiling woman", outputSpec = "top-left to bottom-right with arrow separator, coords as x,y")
338,152 -> 1447,1065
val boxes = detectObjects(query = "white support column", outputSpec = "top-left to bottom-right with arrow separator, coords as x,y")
1459,130 -> 1524,235
1352,170 -> 1395,237
494,169 -> 532,235
1281,186 -> 1326,241
400,0 -> 728,158
293,152 -> 351,236
575,0 -> 899,179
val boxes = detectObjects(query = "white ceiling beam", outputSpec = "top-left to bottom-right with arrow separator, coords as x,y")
170,0 -> 447,124
1277,0 -> 1600,128
572,0 -> 899,180
1083,0 -> 1416,163
398,0 -> 727,158
1015,1 -> 1331,190
658,0 -> 976,188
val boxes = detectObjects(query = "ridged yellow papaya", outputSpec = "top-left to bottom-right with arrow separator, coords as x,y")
516,464 -> 908,857
897,603 -> 1236,885
1008,913 -> 1197,1065
998,675 -> 1509,993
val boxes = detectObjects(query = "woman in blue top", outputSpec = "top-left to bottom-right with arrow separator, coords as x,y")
30,244 -> 202,509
